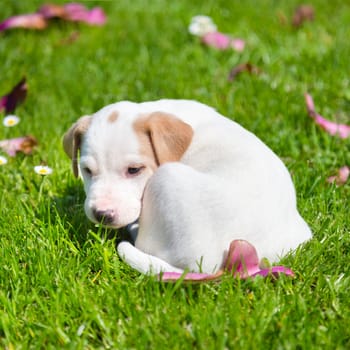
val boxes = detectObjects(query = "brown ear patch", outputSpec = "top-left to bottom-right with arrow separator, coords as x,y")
108,111 -> 118,123
133,111 -> 193,166
63,115 -> 91,177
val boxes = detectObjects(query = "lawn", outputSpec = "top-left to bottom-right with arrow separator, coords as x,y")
0,0 -> 349,348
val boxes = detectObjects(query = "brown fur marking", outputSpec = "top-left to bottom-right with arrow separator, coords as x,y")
63,115 -> 91,177
133,112 -> 193,168
108,111 -> 119,123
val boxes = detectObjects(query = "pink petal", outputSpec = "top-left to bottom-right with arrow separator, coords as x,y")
38,4 -> 67,18
338,166 -> 350,183
305,93 -> 350,139
0,136 -> 38,157
202,32 -> 231,49
64,3 -> 106,25
314,115 -> 350,138
159,239 -> 294,282
327,166 -> 350,185
64,3 -> 87,14
0,13 -> 47,31
305,93 -> 316,115
225,240 -> 261,277
0,77 -> 27,114
228,63 -> 261,81
82,7 -> 106,25
251,266 -> 295,278
231,39 -> 245,52
202,32 -> 245,51
292,5 -> 315,28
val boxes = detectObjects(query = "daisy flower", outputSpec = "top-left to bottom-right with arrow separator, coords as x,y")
189,15 -> 245,52
0,155 -> 8,165
3,115 -> 20,127
189,15 -> 217,36
34,165 -> 53,175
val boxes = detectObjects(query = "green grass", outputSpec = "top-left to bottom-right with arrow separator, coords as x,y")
1,0 -> 349,348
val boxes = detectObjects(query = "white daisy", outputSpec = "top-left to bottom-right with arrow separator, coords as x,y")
3,115 -> 20,127
0,155 -> 8,165
189,15 -> 217,37
34,165 -> 53,175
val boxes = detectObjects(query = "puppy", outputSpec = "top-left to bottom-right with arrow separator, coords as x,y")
63,99 -> 312,274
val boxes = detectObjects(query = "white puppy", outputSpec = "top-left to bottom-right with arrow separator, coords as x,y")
63,100 -> 311,274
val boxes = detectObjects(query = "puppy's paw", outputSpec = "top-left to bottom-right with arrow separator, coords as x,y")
117,241 -> 183,275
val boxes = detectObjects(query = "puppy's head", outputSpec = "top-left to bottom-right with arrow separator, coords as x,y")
63,102 -> 193,228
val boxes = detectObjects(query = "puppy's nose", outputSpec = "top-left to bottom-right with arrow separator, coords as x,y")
93,209 -> 115,225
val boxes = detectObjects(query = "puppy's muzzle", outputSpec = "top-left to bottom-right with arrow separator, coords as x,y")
93,209 -> 116,225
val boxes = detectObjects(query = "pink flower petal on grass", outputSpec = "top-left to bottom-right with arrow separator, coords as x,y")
327,166 -> 350,185
225,240 -> 261,277
63,3 -> 106,25
305,93 -> 350,139
228,63 -> 261,81
251,266 -> 294,278
0,77 -> 27,114
38,4 -> 67,18
0,13 -> 47,32
0,136 -> 38,157
231,38 -> 245,52
292,5 -> 315,28
201,32 -> 245,51
1,3 -> 106,32
159,239 -> 294,282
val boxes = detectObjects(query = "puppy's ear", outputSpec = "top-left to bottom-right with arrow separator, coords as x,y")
63,115 -> 91,177
142,112 -> 193,165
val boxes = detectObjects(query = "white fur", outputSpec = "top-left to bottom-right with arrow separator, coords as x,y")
74,99 -> 312,274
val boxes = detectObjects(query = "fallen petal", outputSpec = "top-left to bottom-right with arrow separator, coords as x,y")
228,63 -> 260,81
251,266 -> 295,278
63,3 -> 88,15
202,32 -> 230,49
231,38 -> 245,52
305,93 -> 350,139
305,92 -> 316,116
0,136 -> 38,157
338,166 -> 350,183
327,166 -> 350,185
0,77 -> 27,114
159,239 -> 294,282
225,240 -> 261,277
314,115 -> 350,138
37,4 -> 66,18
80,7 -> 106,26
0,13 -> 47,32
292,5 -> 315,28
202,32 -> 245,51
63,3 -> 106,25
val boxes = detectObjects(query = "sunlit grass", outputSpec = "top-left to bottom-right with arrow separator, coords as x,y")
0,0 -> 349,348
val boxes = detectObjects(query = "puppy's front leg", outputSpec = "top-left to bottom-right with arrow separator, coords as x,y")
117,241 -> 184,275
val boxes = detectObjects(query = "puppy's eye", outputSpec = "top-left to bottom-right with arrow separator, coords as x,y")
127,166 -> 145,176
